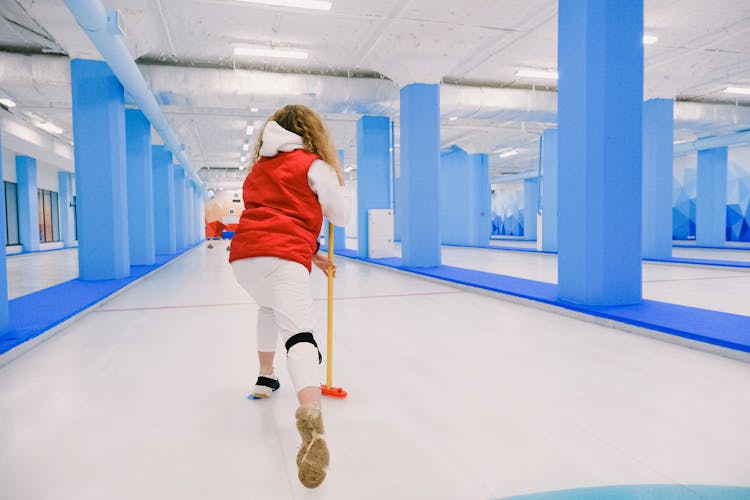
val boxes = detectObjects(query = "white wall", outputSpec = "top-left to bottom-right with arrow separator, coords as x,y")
2,147 -> 16,183
36,160 -> 60,192
2,146 -> 64,192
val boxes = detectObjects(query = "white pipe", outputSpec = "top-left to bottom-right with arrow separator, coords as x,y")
63,0 -> 203,188
673,129 -> 750,155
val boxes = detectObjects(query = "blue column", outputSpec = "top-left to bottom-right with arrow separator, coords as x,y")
15,156 -> 40,252
523,177 -> 539,241
0,132 -> 9,331
557,0 -> 643,305
356,116 -> 391,258
471,153 -> 491,247
152,146 -> 176,255
57,171 -> 75,247
196,185 -> 205,241
642,98 -> 674,259
696,146 -> 728,247
173,166 -> 187,250
439,146 -> 470,245
400,83 -> 441,267
540,129 -> 558,252
71,59 -> 130,280
125,109 -> 155,265
185,180 -> 195,245
190,183 -> 197,244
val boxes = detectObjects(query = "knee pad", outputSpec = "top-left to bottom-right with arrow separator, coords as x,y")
285,332 -> 322,364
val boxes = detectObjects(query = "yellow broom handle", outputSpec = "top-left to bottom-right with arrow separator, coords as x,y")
326,222 -> 334,389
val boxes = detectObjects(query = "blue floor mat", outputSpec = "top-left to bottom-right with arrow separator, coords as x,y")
1,246 -> 197,356
336,249 -> 750,354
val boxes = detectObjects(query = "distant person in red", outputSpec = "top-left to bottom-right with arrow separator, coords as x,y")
229,105 -> 349,488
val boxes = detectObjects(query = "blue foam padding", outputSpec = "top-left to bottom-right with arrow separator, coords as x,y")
445,243 -> 750,268
645,256 -> 750,269
673,242 -> 750,250
0,245 -> 198,356
335,249 -> 750,353
498,484 -> 750,500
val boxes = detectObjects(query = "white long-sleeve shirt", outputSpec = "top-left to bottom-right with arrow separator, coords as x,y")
260,120 -> 351,227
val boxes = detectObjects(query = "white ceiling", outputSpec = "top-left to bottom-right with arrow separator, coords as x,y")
1,0 -> 749,188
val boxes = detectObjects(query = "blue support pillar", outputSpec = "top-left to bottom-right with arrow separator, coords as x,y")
523,177 -> 539,241
152,146 -> 176,255
196,185 -> 205,241
15,156 -> 40,252
356,116 -> 391,258
557,0 -> 643,305
540,129 -> 558,252
190,183 -> 197,243
0,131 -> 9,331
642,98 -> 674,259
70,59 -> 129,280
125,109 -> 155,265
696,146 -> 728,247
439,146 -> 470,245
470,153 -> 491,247
186,180 -> 195,245
57,171 -> 75,247
400,83 -> 441,267
173,166 -> 187,250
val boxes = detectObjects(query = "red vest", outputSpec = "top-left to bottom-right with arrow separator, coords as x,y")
229,150 -> 323,271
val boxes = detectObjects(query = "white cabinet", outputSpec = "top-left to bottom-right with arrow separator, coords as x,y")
368,209 -> 394,258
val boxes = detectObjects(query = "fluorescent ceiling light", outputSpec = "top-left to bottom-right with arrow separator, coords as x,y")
36,121 -> 64,135
242,143 -> 250,151
0,98 -> 16,108
723,86 -> 750,95
234,46 -> 308,60
516,68 -> 558,80
499,149 -> 519,158
240,156 -> 247,162
235,0 -> 331,10
344,166 -> 356,172
250,107 -> 259,112
448,116 -> 458,121
643,34 -> 659,45
246,125 -> 255,135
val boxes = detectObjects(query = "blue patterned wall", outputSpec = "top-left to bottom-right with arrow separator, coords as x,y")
673,159 -> 696,240
672,146 -> 750,242
491,181 -> 524,236
727,161 -> 750,241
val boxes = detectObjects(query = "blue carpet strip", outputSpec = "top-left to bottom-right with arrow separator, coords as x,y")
0,245 -> 198,356
335,249 -> 750,354
443,243 -> 750,269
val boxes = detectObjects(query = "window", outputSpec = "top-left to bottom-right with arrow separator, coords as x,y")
37,188 -> 61,243
4,182 -> 19,246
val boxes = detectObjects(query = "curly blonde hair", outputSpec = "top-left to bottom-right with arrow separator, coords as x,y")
252,104 -> 341,179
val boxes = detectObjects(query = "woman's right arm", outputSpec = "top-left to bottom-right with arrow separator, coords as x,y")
308,160 -> 351,227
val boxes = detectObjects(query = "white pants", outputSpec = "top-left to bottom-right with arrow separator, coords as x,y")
231,256 -> 321,392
